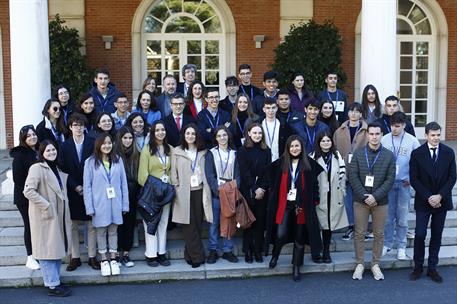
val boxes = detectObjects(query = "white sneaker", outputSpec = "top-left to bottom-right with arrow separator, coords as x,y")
110,260 -> 120,276
397,248 -> 411,260
382,246 -> 391,256
406,231 -> 415,239
25,256 -> 40,270
371,264 -> 384,280
352,264 -> 364,280
100,260 -> 111,276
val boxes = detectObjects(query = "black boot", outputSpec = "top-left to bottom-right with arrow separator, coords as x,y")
269,255 -> 278,268
293,265 -> 301,282
322,247 -> 332,264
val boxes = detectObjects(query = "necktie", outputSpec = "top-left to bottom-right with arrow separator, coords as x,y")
431,147 -> 437,162
175,116 -> 181,131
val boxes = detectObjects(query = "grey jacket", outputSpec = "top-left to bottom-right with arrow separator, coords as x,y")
348,144 -> 395,205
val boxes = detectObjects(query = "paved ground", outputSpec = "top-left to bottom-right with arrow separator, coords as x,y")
1,266 -> 456,304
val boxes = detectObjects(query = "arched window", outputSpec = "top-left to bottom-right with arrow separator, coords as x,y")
143,0 -> 224,92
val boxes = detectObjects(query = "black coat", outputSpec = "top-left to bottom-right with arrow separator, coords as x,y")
265,158 -> 323,256
10,146 -> 37,207
197,108 -> 232,149
138,175 -> 175,235
162,113 -> 196,147
59,136 -> 95,220
410,143 -> 456,212
375,114 -> 416,137
36,118 -> 66,145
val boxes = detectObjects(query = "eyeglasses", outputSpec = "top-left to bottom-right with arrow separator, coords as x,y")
206,96 -> 219,101
52,106 -> 61,112
71,124 -> 84,129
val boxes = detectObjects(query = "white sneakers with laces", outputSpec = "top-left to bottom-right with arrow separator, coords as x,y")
110,260 -> 120,275
382,246 -> 392,256
100,260 -> 111,276
396,248 -> 411,260
371,264 -> 384,280
352,264 -> 364,280
25,255 -> 40,270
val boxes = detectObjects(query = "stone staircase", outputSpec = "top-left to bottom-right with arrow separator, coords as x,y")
0,191 -> 456,287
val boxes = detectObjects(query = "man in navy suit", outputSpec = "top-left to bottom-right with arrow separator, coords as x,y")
409,122 -> 456,283
163,93 -> 196,147
156,75 -> 177,117
176,64 -> 197,96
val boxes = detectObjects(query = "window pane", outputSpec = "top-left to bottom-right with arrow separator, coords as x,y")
150,72 -> 162,86
187,40 -> 201,54
203,17 -> 222,33
416,57 -> 428,69
195,2 -> 216,22
183,0 -> 201,14
205,56 -> 219,69
205,40 -> 219,54
165,40 -> 179,55
416,42 -> 428,55
415,86 -> 427,98
147,58 -> 161,70
401,42 -> 413,55
187,56 -> 202,69
416,19 -> 431,35
165,56 -> 179,70
409,5 -> 426,24
414,115 -> 427,127
144,16 -> 163,33
167,0 -> 183,14
400,71 -> 412,84
205,71 -> 219,85
400,86 -> 412,99
166,16 -> 201,33
147,40 -> 161,55
400,56 -> 412,69
416,71 -> 428,84
415,99 -> 427,113
398,0 -> 413,17
401,99 -> 412,113
397,19 -> 413,35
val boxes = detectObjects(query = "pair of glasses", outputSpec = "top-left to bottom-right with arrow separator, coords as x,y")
53,106 -> 61,112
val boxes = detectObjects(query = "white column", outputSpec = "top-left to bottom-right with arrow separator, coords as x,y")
10,0 -> 50,146
360,0 -> 397,103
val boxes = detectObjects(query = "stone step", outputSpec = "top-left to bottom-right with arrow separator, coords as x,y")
0,195 -> 15,211
0,245 -> 455,288
0,210 -> 21,227
1,227 -> 456,267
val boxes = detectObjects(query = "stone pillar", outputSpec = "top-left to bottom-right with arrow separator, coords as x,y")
360,0 -> 397,102
10,0 -> 50,145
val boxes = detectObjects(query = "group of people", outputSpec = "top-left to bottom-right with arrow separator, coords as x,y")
10,63 -> 455,297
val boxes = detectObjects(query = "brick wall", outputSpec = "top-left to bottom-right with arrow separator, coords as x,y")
0,0 -> 13,148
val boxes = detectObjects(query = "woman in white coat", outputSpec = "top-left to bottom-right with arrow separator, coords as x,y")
311,131 -> 348,263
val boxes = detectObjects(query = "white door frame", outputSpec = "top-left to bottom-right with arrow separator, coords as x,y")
0,26 -> 6,149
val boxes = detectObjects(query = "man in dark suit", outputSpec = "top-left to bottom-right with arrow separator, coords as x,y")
163,93 -> 196,147
409,122 -> 456,283
59,113 -> 100,271
176,64 -> 196,96
156,74 -> 177,117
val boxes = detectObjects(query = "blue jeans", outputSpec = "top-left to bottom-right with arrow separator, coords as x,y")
344,183 -> 354,226
384,181 -> 411,249
39,259 -> 61,287
208,197 -> 233,253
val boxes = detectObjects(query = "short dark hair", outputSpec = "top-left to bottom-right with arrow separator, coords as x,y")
277,89 -> 290,97
390,111 -> 407,125
115,93 -> 128,102
171,92 -> 185,103
385,95 -> 399,103
305,98 -> 321,109
348,102 -> 363,112
94,68 -> 110,78
425,122 -> 441,134
238,64 -> 251,72
263,70 -> 278,82
203,87 -> 219,99
325,70 -> 338,78
181,64 -> 197,75
263,97 -> 277,106
67,113 -> 88,128
225,76 -> 239,86
367,122 -> 383,133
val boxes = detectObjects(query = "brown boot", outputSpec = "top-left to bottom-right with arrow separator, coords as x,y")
66,257 -> 81,271
88,257 -> 101,270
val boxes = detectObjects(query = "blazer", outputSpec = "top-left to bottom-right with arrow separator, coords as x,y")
59,136 -> 95,220
83,157 -> 129,227
197,108 -> 232,148
156,93 -> 173,117
163,113 -> 196,147
410,143 -> 457,212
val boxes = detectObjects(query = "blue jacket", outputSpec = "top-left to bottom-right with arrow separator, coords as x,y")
290,118 -> 330,154
89,83 -> 121,114
197,108 -> 232,148
131,108 -> 161,126
83,156 -> 129,227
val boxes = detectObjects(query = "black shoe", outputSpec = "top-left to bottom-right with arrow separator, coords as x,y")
342,227 -> 354,241
293,266 -> 301,282
88,257 -> 101,270
66,257 -> 81,272
185,259 -> 192,266
322,252 -> 332,264
254,253 -> 264,263
222,252 -> 239,263
269,256 -> 278,269
206,250 -> 218,264
191,262 -> 201,268
157,254 -> 171,266
312,255 -> 323,264
427,269 -> 443,283
48,285 -> 72,297
245,251 -> 253,264
146,257 -> 159,267
409,268 -> 423,281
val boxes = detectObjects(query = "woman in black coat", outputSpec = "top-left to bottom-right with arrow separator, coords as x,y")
35,98 -> 67,145
266,135 -> 323,282
9,124 -> 39,270
236,122 -> 271,263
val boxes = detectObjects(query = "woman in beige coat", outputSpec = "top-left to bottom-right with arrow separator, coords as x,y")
171,123 -> 212,268
312,132 -> 348,264
23,140 -> 72,297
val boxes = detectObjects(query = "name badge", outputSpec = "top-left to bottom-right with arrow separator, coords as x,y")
241,138 -> 245,145
335,101 -> 345,112
287,189 -> 297,201
190,174 -> 199,187
161,175 -> 169,183
396,165 -> 399,176
365,175 -> 374,187
218,179 -> 226,186
106,187 -> 116,199
348,153 -> 353,164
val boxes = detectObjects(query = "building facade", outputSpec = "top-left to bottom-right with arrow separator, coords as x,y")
0,0 -> 456,148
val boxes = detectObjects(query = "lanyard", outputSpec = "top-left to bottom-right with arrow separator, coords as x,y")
265,119 -> 277,147
191,151 -> 198,174
217,148 -> 230,177
289,163 -> 300,188
327,90 -> 339,101
324,154 -> 332,172
103,163 -> 112,184
305,125 -> 316,148
50,123 -> 62,142
240,85 -> 254,101
365,146 -> 382,174
205,111 -> 219,129
384,119 -> 391,133
236,118 -> 245,136
350,123 -> 361,152
157,149 -> 167,169
391,132 -> 405,161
